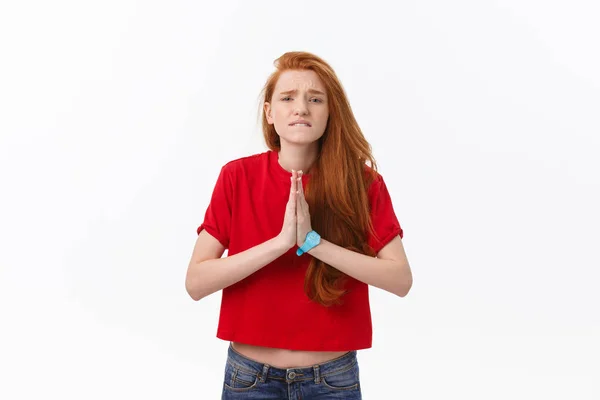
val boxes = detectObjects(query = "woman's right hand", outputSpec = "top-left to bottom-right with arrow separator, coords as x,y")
276,169 -> 298,250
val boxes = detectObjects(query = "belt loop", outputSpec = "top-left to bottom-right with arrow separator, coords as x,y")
259,364 -> 270,383
313,364 -> 321,384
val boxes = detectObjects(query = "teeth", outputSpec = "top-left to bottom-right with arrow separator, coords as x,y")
292,123 -> 310,126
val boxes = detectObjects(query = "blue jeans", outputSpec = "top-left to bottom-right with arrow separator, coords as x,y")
221,344 -> 362,399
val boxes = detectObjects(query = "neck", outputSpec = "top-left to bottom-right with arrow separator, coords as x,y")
277,141 -> 319,174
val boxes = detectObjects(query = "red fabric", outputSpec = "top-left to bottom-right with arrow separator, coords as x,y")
197,150 -> 403,351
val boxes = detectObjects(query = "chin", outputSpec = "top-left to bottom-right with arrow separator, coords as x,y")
279,129 -> 324,145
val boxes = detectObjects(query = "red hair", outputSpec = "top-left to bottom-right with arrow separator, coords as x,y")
259,51 -> 379,306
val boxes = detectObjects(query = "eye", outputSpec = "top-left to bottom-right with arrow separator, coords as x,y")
281,97 -> 292,101
310,98 -> 323,103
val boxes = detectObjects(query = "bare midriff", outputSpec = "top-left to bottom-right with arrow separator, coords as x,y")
231,342 -> 349,369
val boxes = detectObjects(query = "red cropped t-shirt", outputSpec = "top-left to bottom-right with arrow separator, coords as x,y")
197,150 -> 403,351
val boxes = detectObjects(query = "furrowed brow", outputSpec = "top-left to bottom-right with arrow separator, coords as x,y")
279,89 -> 326,96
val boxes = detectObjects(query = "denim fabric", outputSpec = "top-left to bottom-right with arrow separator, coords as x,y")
221,344 -> 362,399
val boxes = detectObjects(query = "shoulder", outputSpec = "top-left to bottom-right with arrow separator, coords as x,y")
219,151 -> 270,176
363,163 -> 385,192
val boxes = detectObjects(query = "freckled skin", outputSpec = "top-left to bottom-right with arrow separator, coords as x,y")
264,70 -> 330,147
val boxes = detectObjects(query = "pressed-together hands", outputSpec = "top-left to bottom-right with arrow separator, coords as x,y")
277,169 -> 313,251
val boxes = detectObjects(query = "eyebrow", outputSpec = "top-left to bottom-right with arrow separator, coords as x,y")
279,88 -> 326,96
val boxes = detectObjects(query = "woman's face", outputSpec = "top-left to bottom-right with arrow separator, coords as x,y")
264,69 -> 329,146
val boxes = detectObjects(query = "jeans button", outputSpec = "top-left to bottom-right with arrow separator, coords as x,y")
288,371 -> 296,379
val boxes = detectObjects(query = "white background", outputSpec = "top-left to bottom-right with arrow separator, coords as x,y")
1,0 -> 599,399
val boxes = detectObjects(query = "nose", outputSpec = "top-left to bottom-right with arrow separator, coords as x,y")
294,99 -> 308,115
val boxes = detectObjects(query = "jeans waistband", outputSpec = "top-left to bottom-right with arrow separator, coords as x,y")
226,343 -> 358,384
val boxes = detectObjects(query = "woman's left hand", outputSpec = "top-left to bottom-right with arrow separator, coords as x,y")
295,170 -> 313,247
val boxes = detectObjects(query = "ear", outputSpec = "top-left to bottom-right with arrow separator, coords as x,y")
264,102 -> 273,124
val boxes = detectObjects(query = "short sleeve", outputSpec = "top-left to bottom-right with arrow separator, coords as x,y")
367,174 -> 404,254
196,165 -> 233,249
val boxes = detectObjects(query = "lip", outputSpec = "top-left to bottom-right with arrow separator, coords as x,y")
289,120 -> 312,127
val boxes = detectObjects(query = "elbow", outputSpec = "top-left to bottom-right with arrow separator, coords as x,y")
188,291 -> 203,302
186,282 -> 207,301
394,264 -> 413,297
396,279 -> 412,297
185,280 -> 204,301
185,269 -> 207,301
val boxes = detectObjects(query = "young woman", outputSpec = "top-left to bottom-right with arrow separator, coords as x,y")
186,51 -> 412,399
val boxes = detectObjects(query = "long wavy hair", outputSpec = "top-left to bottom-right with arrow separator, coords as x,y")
259,51 -> 379,306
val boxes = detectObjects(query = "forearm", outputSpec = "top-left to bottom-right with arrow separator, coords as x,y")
307,238 -> 412,297
186,236 -> 289,300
